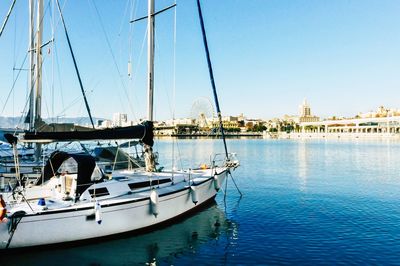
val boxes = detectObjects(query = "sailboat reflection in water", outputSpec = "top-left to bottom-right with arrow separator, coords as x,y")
0,0 -> 240,250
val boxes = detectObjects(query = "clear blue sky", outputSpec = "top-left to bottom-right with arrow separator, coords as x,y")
0,0 -> 399,122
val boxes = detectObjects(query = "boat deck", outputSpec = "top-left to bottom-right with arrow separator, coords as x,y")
4,168 -> 219,216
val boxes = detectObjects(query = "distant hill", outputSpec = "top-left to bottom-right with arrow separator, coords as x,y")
0,117 -> 22,129
0,117 -> 105,129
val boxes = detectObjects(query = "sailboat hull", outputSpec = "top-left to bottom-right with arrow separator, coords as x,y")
0,171 -> 228,249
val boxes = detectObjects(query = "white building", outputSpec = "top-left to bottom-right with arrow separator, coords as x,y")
113,113 -> 128,127
165,118 -> 195,126
298,98 -> 319,123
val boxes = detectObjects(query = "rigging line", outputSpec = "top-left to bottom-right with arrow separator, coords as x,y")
127,0 -> 135,117
15,80 -> 34,134
223,169 -> 228,203
196,0 -> 229,159
128,0 -> 139,69
228,171 -> 242,197
15,50 -> 53,131
41,59 -> 54,120
55,89 -> 94,118
12,3 -> 17,117
172,3 -> 177,121
54,43 -> 65,114
127,0 -> 140,121
112,144 -> 120,173
171,2 -> 177,177
42,13 -> 65,123
0,0 -> 16,39
117,0 -> 131,37
1,52 -> 29,116
52,0 -> 72,115
133,25 -> 148,84
48,0 -> 67,43
175,138 -> 183,170
37,39 -> 58,120
50,0 -> 55,121
130,4 -> 177,23
57,141 -> 73,150
128,25 -> 148,123
90,0 -> 137,122
56,0 -> 95,129
172,3 -> 184,172
116,0 -> 130,86
153,28 -> 172,117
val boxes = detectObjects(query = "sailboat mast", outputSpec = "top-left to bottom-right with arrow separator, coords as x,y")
143,0 -> 156,172
34,0 -> 43,125
34,0 -> 43,161
147,0 -> 155,121
28,0 -> 35,131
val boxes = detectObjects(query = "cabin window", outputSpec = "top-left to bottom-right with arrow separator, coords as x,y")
58,157 -> 78,174
88,187 -> 110,198
128,181 -> 150,190
128,178 -> 171,190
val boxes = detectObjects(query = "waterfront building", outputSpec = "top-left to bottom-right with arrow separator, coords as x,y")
357,106 -> 400,119
272,103 -> 400,139
289,114 -> 400,139
165,118 -> 195,127
153,114 -> 258,136
156,118 -> 197,136
211,116 -> 241,131
112,113 -> 128,127
298,99 -> 320,123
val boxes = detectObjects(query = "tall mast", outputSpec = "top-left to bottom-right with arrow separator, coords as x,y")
34,0 -> 43,161
34,0 -> 43,126
143,0 -> 156,172
147,0 -> 155,121
28,0 -> 35,131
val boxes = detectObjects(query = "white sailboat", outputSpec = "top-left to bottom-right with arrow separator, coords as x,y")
0,0 -> 239,249
4,203 -> 232,265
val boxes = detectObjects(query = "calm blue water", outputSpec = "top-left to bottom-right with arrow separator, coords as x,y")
8,139 -> 400,265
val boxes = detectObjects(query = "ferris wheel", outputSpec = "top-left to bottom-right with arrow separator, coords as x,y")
190,97 -> 215,128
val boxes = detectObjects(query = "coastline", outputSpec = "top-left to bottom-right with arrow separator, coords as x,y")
273,132 -> 400,140
155,132 -> 400,140
155,132 -> 263,138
